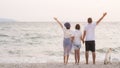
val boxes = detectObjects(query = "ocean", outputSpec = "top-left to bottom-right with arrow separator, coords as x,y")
0,22 -> 119,63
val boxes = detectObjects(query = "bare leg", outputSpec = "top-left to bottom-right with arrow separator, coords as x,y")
64,47 -> 68,64
74,50 -> 77,64
64,55 -> 68,64
92,52 -> 96,64
64,56 -> 65,64
77,49 -> 80,64
85,51 -> 89,64
64,56 -> 66,64
66,55 -> 69,64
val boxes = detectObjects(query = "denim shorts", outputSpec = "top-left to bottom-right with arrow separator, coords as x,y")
73,44 -> 81,50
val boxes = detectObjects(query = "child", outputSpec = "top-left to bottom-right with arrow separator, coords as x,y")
53,17 -> 73,64
72,24 -> 83,64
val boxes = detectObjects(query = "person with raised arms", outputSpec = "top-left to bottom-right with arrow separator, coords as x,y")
83,13 -> 107,64
53,17 -> 74,64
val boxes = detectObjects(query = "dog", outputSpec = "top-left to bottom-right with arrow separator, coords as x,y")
104,48 -> 112,65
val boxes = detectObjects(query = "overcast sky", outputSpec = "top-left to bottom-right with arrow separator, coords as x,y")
0,0 -> 120,22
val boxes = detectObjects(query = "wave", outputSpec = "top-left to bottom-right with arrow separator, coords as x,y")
0,34 -> 9,37
24,33 -> 59,40
8,50 -> 21,56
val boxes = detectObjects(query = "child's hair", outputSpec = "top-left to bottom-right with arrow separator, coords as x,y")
64,22 -> 71,29
75,24 -> 80,30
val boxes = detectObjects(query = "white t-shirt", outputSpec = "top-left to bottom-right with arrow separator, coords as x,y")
63,28 -> 73,38
84,22 -> 96,41
73,30 -> 82,45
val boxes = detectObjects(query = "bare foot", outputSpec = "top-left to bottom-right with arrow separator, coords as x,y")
93,62 -> 95,64
86,62 -> 88,64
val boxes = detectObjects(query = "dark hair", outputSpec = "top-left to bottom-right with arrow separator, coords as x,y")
75,24 -> 80,30
88,17 -> 92,23
64,22 -> 71,29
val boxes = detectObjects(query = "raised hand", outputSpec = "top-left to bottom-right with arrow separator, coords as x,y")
103,12 -> 107,16
53,17 -> 63,28
96,12 -> 107,25
53,17 -> 57,20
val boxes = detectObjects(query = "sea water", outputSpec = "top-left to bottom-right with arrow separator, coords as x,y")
0,22 -> 119,63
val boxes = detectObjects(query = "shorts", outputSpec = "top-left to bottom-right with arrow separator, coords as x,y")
85,41 -> 95,52
63,38 -> 72,56
73,44 -> 81,50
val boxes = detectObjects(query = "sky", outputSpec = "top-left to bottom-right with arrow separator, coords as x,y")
0,0 -> 120,22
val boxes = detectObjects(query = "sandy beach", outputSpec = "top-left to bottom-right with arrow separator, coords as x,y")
0,62 -> 119,68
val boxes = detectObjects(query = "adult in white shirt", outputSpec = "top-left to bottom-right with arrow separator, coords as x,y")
83,13 -> 107,64
53,17 -> 73,64
72,24 -> 83,64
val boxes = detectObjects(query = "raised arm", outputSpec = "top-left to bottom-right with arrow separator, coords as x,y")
53,17 -> 63,28
96,12 -> 107,25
